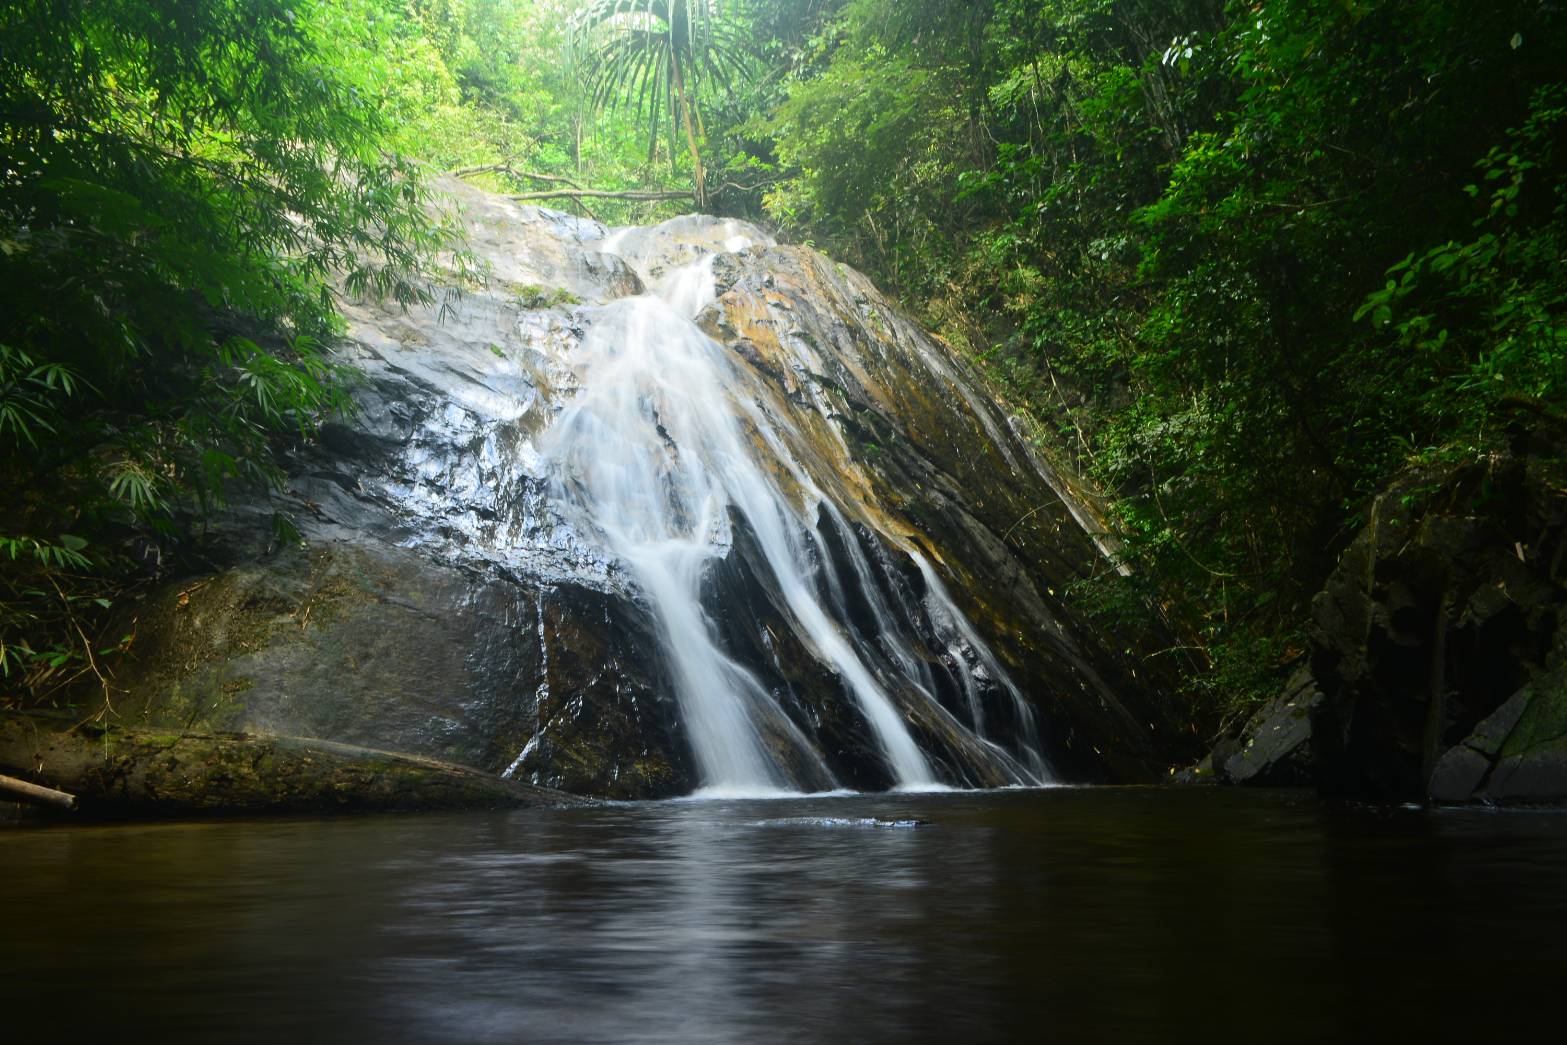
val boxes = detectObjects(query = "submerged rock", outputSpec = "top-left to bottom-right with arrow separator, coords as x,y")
92,179 -> 1193,798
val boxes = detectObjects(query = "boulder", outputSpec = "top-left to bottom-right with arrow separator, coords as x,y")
1431,662 -> 1567,803
1209,668 -> 1321,786
1309,442 -> 1567,802
1212,427 -> 1567,803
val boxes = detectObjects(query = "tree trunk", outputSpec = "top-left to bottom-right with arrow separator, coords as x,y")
670,53 -> 708,210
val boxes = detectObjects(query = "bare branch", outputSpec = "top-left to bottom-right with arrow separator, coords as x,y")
451,163 -> 589,191
507,188 -> 696,203
0,773 -> 77,811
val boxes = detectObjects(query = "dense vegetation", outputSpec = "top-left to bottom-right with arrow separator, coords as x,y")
5,0 -> 1564,730
750,0 -> 1567,719
0,0 -> 451,700
0,0 -> 734,704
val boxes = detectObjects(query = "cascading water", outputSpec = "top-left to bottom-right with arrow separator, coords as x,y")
108,179 -> 1183,801
535,217 -> 1050,795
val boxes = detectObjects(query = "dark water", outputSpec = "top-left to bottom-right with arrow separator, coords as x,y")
3,788 -> 1566,1043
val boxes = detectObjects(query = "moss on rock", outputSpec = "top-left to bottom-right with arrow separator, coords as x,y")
0,711 -> 583,818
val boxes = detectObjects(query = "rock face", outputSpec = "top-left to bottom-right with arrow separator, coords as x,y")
1206,668 -> 1321,787
100,179 -> 1194,798
1214,433 -> 1567,803
0,712 -> 579,817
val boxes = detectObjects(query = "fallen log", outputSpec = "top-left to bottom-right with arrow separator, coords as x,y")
0,772 -> 78,811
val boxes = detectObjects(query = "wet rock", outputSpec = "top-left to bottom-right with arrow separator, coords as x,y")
1464,689 -> 1533,757
1193,428 -> 1563,804
1197,417 -> 1567,804
1473,662 -> 1567,801
1170,756 -> 1217,786
1427,689 -> 1535,802
107,542 -> 690,800
85,181 -> 1195,798
439,180 -> 644,305
1308,442 -> 1567,803
0,712 -> 581,817
1210,668 -> 1322,786
1487,746 -> 1567,800
702,246 -> 1195,781
1428,746 -> 1492,802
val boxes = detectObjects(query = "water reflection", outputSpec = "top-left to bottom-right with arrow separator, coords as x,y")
3,790 -> 1567,1042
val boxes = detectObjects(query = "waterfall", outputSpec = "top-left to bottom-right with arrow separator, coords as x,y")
535,218 -> 1049,794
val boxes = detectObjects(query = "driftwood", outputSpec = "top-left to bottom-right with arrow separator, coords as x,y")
0,712 -> 584,818
0,772 -> 77,811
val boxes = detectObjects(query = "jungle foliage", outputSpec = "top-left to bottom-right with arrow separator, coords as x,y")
747,0 -> 1567,718
0,0 -> 459,700
0,0 -> 765,706
5,0 -> 1564,724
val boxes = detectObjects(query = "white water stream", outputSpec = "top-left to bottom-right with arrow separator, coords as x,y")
538,222 -> 1046,793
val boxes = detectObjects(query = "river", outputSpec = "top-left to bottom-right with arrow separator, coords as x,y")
4,788 -> 1565,1042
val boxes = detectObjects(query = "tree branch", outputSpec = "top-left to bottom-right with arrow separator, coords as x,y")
451,163 -> 588,190
0,772 -> 77,811
507,188 -> 696,203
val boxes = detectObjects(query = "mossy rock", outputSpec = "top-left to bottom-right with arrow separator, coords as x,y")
1500,664 -> 1567,759
0,711 -> 584,818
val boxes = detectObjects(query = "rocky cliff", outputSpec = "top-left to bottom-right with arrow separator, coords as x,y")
93,179 -> 1195,798
1204,420 -> 1567,804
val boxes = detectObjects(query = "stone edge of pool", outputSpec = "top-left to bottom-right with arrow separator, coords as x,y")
0,711 -> 588,822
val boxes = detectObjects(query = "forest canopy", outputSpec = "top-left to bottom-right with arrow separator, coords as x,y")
3,0 -> 1563,724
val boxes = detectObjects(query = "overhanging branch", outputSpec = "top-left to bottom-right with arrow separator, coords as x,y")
445,163 -> 783,208
451,163 -> 587,189
507,188 -> 697,203
448,164 -> 782,207
448,163 -> 692,206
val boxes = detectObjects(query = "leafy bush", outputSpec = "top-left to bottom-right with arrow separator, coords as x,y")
0,0 -> 450,706
753,0 -> 1567,724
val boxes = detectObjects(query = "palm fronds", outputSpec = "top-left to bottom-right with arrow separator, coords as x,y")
572,1 -> 753,206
